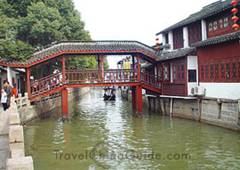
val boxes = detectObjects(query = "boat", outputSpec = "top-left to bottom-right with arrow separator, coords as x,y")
103,87 -> 116,101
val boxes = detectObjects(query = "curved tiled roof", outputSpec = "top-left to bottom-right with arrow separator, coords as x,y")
0,41 -> 158,67
156,0 -> 233,35
156,47 -> 196,61
192,31 -> 240,47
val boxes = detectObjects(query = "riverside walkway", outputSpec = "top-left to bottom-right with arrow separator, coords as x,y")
0,108 -> 9,170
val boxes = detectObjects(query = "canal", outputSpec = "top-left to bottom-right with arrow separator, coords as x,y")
24,89 -> 240,170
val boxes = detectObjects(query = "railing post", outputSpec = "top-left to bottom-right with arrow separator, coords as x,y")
98,56 -> 104,81
62,56 -> 66,84
26,68 -> 31,98
136,56 -> 141,81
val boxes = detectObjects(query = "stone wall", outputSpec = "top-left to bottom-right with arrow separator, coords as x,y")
18,87 -> 90,124
122,89 -> 240,131
153,97 -> 240,131
6,98 -> 34,170
201,99 -> 240,131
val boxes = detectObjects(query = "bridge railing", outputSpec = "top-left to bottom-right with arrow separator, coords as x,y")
30,72 -> 63,95
29,69 -> 161,97
66,69 -> 138,84
141,71 -> 161,89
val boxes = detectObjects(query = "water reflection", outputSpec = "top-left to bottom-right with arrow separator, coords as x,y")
24,89 -> 240,170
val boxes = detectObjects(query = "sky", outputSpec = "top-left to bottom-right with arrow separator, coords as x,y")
72,0 -> 218,68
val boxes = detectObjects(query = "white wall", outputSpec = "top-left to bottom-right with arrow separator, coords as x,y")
200,83 -> 240,100
183,27 -> 189,48
201,20 -> 207,40
168,31 -> 173,50
187,56 -> 198,96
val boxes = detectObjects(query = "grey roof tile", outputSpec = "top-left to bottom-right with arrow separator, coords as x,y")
192,31 -> 240,47
156,47 -> 196,61
156,0 -> 233,35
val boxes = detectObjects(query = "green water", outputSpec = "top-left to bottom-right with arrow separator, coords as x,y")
24,90 -> 240,170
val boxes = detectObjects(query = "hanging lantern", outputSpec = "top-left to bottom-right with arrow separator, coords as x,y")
232,15 -> 239,22
232,23 -> 240,30
231,0 -> 238,6
231,7 -> 238,14
231,0 -> 239,30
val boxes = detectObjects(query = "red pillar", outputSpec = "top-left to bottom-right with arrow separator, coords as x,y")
26,68 -> 31,98
98,56 -> 104,80
136,85 -> 143,114
132,87 -> 136,110
136,56 -> 141,81
62,57 -> 66,83
61,88 -> 68,119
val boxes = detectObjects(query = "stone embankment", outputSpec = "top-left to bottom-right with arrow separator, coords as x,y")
0,96 -> 34,170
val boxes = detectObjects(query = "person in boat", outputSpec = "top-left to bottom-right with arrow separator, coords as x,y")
103,87 -> 116,101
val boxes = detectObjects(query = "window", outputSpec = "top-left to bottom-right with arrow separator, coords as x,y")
219,19 -> 223,29
215,64 -> 219,79
238,62 -> 240,79
226,63 -> 230,79
223,17 -> 229,28
213,21 -> 218,31
188,70 -> 197,82
210,65 -> 214,79
221,64 -> 225,79
164,65 -> 169,80
173,65 -> 176,80
208,23 -> 213,32
158,66 -> 162,79
201,66 -> 204,80
205,65 -> 209,80
232,63 -> 237,79
165,33 -> 169,44
181,65 -> 184,79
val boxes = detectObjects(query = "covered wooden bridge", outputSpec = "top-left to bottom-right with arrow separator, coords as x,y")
0,41 -> 162,118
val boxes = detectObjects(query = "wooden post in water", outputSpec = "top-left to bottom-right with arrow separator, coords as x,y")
61,88 -> 68,120
136,85 -> 143,114
132,87 -> 136,111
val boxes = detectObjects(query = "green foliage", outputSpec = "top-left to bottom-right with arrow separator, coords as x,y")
0,0 -> 102,69
66,56 -> 97,69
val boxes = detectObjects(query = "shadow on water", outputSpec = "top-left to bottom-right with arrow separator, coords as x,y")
24,89 -> 240,170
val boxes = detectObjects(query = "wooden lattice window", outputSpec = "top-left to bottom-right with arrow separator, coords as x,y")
163,65 -> 169,81
223,17 -> 229,28
181,65 -> 184,79
221,64 -> 225,79
232,63 -> 237,79
205,65 -> 209,80
215,64 -> 219,80
213,21 -> 218,31
208,23 -> 213,32
238,62 -> 240,79
226,63 -> 230,79
173,65 -> 177,81
201,66 -> 204,80
219,19 -> 223,29
210,64 -> 214,79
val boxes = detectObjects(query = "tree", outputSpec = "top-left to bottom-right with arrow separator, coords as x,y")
0,0 -> 94,66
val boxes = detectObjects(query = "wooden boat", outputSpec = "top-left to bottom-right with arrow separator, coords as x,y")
103,87 -> 116,101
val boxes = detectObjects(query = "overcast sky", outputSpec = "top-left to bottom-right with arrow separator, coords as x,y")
72,0 -> 218,68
